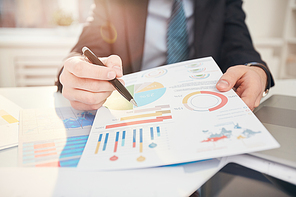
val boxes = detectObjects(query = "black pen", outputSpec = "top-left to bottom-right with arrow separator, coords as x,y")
82,47 -> 138,107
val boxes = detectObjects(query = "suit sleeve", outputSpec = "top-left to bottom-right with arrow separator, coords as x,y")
219,0 -> 274,87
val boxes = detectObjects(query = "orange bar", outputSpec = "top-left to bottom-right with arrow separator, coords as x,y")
34,142 -> 55,149
106,115 -> 172,129
34,148 -> 56,154
35,152 -> 57,158
36,161 -> 60,167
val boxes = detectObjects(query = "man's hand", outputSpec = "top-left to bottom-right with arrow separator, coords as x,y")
216,65 -> 267,111
59,55 -> 123,110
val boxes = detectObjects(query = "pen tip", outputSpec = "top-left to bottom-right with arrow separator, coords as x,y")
130,99 -> 138,107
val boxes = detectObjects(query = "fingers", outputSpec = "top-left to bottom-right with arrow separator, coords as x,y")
62,87 -> 112,109
101,55 -> 123,78
216,65 -> 265,111
59,55 -> 124,110
60,69 -> 115,92
63,57 -> 115,80
216,65 -> 247,92
69,100 -> 106,111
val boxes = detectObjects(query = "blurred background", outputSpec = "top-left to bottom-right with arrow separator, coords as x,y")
0,0 -> 295,87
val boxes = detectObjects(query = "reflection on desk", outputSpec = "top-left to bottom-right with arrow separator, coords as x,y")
0,79 -> 295,196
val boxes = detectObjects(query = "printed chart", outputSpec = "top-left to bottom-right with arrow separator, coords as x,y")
19,107 -> 96,167
0,95 -> 22,150
201,123 -> 261,143
105,105 -> 172,129
189,73 -> 210,80
104,82 -> 166,110
93,126 -> 168,163
182,91 -> 228,112
0,110 -> 18,125
22,135 -> 88,167
142,68 -> 167,78
78,57 -> 279,171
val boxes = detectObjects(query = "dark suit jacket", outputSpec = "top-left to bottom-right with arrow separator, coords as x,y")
60,0 -> 274,88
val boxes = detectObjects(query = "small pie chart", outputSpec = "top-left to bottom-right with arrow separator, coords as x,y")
182,91 -> 228,111
104,82 -> 166,110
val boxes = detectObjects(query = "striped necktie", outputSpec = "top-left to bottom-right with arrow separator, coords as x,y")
166,0 -> 189,64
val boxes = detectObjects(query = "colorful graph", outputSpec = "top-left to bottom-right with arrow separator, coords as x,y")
188,68 -> 206,73
190,73 -> 210,80
142,68 -> 167,78
62,111 -> 95,128
0,110 -> 18,125
94,126 -> 164,162
105,105 -> 172,129
183,91 -> 228,112
22,108 -> 96,134
20,107 -> 96,167
22,135 -> 88,167
185,62 -> 202,68
104,82 -> 166,110
201,123 -> 262,143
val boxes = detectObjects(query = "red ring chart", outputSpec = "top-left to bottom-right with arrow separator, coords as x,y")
142,68 -> 167,78
182,91 -> 228,112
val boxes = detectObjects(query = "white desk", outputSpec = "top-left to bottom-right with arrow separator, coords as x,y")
0,79 -> 295,196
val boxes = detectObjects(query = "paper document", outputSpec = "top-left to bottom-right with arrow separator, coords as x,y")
78,57 -> 279,170
0,95 -> 22,150
18,107 -> 96,167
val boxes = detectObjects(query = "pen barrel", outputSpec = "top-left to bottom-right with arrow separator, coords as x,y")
109,78 -> 132,101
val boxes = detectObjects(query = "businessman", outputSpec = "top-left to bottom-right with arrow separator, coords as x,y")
56,0 -> 274,111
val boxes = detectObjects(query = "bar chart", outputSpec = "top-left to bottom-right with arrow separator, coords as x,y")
105,105 -> 172,129
22,135 -> 88,167
0,110 -> 18,125
93,125 -> 168,163
19,107 -> 96,167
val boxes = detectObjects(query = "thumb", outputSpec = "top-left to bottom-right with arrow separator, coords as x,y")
216,66 -> 246,92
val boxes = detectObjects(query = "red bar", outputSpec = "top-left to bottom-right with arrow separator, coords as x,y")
114,141 -> 118,152
202,135 -> 227,142
133,142 -> 136,148
106,115 -> 172,129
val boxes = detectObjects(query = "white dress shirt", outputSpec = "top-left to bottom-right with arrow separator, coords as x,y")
141,0 -> 194,70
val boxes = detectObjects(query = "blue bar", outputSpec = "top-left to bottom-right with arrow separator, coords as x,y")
115,132 -> 119,142
103,133 -> 109,151
133,129 -> 136,144
60,149 -> 84,158
121,130 -> 126,146
140,128 -> 143,143
98,133 -> 103,142
59,158 -> 80,167
150,127 -> 154,140
157,126 -> 160,137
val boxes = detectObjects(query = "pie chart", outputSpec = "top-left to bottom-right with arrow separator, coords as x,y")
182,91 -> 228,112
104,82 -> 166,110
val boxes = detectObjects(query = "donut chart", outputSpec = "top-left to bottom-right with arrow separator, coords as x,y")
143,68 -> 167,78
182,91 -> 228,111
190,73 -> 210,80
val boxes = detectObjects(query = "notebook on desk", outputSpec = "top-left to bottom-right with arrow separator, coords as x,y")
252,95 -> 296,168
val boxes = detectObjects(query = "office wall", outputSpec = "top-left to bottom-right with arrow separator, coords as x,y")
243,0 -> 296,79
0,0 -> 294,87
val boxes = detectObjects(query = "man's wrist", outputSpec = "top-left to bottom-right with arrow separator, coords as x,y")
245,62 -> 271,96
